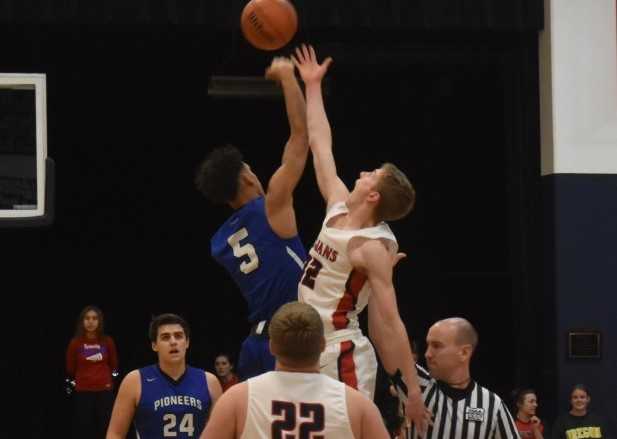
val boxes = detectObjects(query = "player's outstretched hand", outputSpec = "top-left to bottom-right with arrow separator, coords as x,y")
291,44 -> 333,85
265,56 -> 295,82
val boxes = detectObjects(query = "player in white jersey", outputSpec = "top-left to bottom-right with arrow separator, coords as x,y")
299,201 -> 398,397
292,44 -> 431,436
201,301 -> 390,439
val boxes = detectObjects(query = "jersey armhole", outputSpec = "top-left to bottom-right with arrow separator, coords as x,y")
134,369 -> 144,409
239,380 -> 252,439
324,202 -> 347,222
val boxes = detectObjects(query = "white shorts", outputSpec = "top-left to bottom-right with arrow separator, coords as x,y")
319,331 -> 377,400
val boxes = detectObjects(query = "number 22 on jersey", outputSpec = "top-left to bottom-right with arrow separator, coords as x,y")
227,227 -> 259,274
272,401 -> 325,439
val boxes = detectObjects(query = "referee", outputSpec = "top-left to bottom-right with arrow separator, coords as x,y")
394,317 -> 519,439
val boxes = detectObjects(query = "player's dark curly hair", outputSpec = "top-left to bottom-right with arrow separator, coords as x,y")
195,145 -> 244,204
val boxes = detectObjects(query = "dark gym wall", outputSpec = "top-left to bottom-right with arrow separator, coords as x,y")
544,174 -> 617,436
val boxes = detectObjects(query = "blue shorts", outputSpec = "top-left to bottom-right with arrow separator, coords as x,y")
237,334 -> 275,380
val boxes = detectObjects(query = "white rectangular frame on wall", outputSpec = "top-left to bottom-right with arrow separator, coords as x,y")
0,73 -> 47,219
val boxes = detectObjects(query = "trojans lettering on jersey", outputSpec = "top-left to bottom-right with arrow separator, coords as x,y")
312,239 -> 338,262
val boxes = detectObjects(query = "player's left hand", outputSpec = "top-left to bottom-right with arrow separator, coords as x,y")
405,389 -> 433,436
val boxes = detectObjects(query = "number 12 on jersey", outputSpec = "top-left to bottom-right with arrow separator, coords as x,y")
300,256 -> 323,289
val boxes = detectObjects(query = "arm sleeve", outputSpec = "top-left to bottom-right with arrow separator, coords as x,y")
494,400 -> 520,439
66,339 -> 77,377
414,364 -> 432,391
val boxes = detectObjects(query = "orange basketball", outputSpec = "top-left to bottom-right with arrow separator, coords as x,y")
240,0 -> 298,51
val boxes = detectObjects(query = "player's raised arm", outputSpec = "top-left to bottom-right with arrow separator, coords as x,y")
265,56 -> 309,237
293,44 -> 348,209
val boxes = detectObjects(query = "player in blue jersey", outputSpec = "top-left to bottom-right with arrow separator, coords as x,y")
195,56 -> 309,379
106,314 -> 222,439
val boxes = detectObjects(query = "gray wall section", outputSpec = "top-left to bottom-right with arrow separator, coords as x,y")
545,174 -> 617,436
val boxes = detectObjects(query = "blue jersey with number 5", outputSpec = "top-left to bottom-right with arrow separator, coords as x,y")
211,196 -> 307,323
135,365 -> 211,439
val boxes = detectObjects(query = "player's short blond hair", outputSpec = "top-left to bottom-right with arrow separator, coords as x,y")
269,302 -> 324,366
375,163 -> 416,222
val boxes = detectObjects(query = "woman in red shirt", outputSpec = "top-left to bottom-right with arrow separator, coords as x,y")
214,353 -> 240,392
66,305 -> 118,439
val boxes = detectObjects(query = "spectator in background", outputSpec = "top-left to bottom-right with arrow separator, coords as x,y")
66,305 -> 118,439
214,353 -> 240,392
552,384 -> 608,439
513,388 -> 544,439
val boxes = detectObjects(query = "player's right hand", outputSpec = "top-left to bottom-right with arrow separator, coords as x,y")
291,44 -> 333,84
265,56 -> 295,82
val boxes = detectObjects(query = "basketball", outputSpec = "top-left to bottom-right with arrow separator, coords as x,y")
240,0 -> 298,51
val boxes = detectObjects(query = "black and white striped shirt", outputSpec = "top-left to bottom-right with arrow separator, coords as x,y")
396,366 -> 519,439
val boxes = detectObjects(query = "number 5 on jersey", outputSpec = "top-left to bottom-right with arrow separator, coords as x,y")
227,228 -> 259,274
